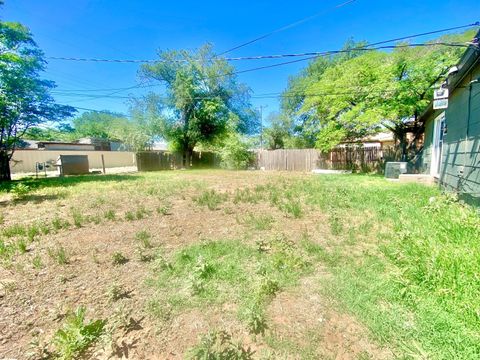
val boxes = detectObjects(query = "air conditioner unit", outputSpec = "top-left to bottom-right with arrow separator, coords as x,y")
385,162 -> 408,179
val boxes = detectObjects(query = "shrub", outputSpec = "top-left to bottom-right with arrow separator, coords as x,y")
217,134 -> 253,170
52,306 -> 105,359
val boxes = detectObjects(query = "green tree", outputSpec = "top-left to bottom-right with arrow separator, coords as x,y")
281,39 -> 368,147
72,111 -> 127,139
297,30 -> 476,156
138,44 -> 257,166
0,20 -> 74,181
263,112 -> 293,150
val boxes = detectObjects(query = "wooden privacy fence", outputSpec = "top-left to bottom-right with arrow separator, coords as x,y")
256,147 -> 397,172
136,151 -> 220,171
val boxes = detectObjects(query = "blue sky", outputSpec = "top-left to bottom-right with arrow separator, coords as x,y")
2,0 -> 479,120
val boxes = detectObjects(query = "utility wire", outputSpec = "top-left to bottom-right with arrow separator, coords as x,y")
45,22 -> 479,65
50,38 -> 477,97
216,0 -> 357,56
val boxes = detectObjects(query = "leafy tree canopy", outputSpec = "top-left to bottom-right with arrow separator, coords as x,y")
137,44 -> 258,160
0,19 -> 74,180
293,30 -> 476,152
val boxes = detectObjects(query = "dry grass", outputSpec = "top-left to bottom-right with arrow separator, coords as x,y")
1,170 -> 476,359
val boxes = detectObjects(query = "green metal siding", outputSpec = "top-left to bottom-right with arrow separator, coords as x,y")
421,113 -> 435,174
440,61 -> 480,205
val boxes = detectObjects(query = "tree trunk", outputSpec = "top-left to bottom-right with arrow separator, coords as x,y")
0,150 -> 12,182
183,149 -> 193,168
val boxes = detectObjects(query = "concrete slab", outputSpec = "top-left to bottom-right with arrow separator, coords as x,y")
398,174 -> 436,185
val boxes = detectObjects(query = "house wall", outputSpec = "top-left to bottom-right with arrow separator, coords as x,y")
42,144 -> 95,151
10,150 -> 137,173
422,60 -> 480,204
420,109 -> 441,174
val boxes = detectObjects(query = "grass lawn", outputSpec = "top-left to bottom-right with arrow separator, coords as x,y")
0,170 -> 479,359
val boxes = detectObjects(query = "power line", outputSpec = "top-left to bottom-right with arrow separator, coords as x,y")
49,38 -> 478,98
45,21 -> 479,65
217,0 -> 357,56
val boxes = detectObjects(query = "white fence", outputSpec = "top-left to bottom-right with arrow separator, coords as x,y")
10,150 -> 137,174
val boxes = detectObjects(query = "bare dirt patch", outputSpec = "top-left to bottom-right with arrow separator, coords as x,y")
0,170 -> 391,359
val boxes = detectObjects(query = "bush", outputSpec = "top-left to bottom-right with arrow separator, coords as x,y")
217,134 -> 253,170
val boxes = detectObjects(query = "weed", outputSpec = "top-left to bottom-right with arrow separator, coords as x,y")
32,255 -> 43,269
11,183 -> 31,199
52,217 -> 70,231
3,224 -> 27,238
137,248 -> 156,263
27,225 -> 41,242
329,212 -> 343,235
195,189 -> 228,210
112,252 -> 128,265
243,305 -> 268,336
16,238 -> 28,254
233,188 -> 262,204
258,277 -> 280,297
135,230 -> 152,248
48,246 -> 69,265
104,209 -> 116,221
124,211 -> 135,221
71,209 -> 84,228
107,283 -> 127,301
280,200 -> 303,218
52,306 -> 105,359
0,213 -> 4,225
156,203 -> 171,215
244,213 -> 274,231
135,206 -> 150,220
188,330 -> 254,360
146,299 -> 172,321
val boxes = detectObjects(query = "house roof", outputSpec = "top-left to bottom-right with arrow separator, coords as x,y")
419,30 -> 480,121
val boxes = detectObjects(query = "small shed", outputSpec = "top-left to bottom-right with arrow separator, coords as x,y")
57,155 -> 89,176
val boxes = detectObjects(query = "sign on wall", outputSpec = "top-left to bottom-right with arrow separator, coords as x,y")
433,87 -> 449,109
433,98 -> 449,110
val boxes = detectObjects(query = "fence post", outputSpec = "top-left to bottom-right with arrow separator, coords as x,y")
101,154 -> 106,174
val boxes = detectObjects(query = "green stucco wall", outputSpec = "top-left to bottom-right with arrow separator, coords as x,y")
422,61 -> 480,205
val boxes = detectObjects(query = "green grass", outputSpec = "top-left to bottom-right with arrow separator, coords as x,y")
288,175 -> 480,358
147,235 -> 318,333
242,213 -> 275,230
194,189 -> 228,210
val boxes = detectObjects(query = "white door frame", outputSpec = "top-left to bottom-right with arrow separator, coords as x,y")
430,112 -> 445,178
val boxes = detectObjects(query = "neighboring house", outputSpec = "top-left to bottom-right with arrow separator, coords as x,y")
38,141 -> 96,151
77,137 -> 131,151
338,132 -> 396,149
418,31 -> 480,205
150,141 -> 169,151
